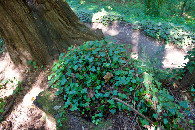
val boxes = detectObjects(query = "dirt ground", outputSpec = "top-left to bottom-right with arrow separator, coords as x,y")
0,22 -> 193,130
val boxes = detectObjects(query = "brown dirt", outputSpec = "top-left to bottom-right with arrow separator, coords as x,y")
0,50 -> 54,129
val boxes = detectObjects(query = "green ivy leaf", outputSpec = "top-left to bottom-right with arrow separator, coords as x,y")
60,75 -> 67,85
81,89 -> 88,94
153,113 -> 158,119
141,119 -> 149,126
104,92 -> 110,97
169,108 -> 177,115
110,109 -> 116,115
131,79 -> 136,83
71,104 -> 78,111
95,85 -> 101,90
91,66 -> 96,72
163,118 -> 168,124
179,101 -> 188,109
99,52 -> 106,57
88,57 -> 94,62
129,87 -> 134,91
187,66 -> 194,74
112,90 -> 117,96
73,65 -> 78,70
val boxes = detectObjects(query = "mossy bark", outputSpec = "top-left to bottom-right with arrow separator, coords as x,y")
0,0 -> 104,66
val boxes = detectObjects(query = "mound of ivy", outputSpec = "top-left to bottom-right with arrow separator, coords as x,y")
49,39 -> 192,129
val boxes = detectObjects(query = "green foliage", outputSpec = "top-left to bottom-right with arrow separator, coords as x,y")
76,10 -> 93,23
0,98 -> 6,120
27,60 -> 44,72
131,20 -> 194,47
184,47 -> 195,74
0,38 -> 5,54
49,39 -> 142,124
137,65 -> 191,129
49,39 -> 191,128
67,0 -> 194,47
27,60 -> 39,69
144,0 -> 164,17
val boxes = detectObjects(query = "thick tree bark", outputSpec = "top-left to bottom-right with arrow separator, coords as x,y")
0,0 -> 104,66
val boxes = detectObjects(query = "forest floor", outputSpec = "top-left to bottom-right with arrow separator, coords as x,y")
0,22 -> 193,129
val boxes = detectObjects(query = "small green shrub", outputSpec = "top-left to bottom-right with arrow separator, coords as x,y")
49,39 -> 143,124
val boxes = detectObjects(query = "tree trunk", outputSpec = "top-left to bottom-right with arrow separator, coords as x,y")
0,0 -> 104,66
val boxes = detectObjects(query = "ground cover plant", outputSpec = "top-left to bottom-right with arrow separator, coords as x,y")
0,37 -> 4,55
49,39 -> 193,129
67,0 -> 195,47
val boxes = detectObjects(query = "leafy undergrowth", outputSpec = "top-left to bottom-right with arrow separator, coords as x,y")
49,39 -> 193,129
184,47 -> 195,74
0,37 -> 4,55
0,98 -> 6,120
67,0 -> 195,47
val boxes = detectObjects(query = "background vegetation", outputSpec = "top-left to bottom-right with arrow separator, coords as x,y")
69,0 -> 194,47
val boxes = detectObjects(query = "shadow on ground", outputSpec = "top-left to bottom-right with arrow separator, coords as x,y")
87,21 -> 189,69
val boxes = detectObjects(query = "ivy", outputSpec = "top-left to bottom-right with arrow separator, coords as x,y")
49,39 -> 143,124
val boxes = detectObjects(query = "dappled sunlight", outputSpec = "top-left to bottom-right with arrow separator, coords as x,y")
106,29 -> 119,36
0,53 -> 21,80
6,68 -> 53,129
0,52 -> 22,98
162,44 -> 188,68
22,87 -> 44,107
88,21 -> 190,69
130,30 -> 139,59
22,70 -> 49,107
91,22 -> 119,36
92,9 -> 108,23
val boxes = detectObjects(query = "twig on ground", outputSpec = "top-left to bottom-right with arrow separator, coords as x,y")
112,97 -> 163,129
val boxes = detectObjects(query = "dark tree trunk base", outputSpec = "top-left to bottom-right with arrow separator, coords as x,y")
0,0 -> 104,66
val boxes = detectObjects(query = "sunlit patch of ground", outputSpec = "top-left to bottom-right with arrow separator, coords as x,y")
0,51 -> 56,129
87,21 -> 190,69
162,44 -> 189,68
0,52 -> 22,99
